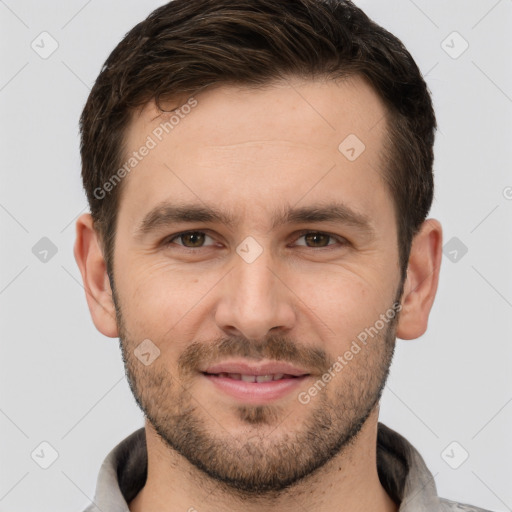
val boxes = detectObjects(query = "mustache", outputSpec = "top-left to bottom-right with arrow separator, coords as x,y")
177,334 -> 330,377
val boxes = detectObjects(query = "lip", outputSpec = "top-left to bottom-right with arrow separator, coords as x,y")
201,359 -> 311,404
202,373 -> 310,403
202,360 -> 310,377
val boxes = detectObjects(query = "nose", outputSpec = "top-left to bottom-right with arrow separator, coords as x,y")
214,249 -> 296,341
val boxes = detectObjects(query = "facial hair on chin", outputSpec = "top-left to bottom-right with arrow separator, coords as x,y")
113,285 -> 401,498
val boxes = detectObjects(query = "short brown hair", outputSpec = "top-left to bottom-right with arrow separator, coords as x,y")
79,0 -> 436,280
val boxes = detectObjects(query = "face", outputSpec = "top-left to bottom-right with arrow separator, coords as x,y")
111,76 -> 404,495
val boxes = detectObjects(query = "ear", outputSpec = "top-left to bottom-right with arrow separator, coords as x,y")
396,218 -> 443,340
73,213 -> 119,338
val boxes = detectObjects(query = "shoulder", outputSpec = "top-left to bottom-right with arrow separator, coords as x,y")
439,497 -> 495,512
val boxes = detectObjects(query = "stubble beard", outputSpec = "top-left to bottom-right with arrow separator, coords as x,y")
113,283 -> 401,498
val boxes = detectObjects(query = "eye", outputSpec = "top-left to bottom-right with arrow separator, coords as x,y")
293,231 -> 346,248
162,230 -> 348,251
165,231 -> 216,248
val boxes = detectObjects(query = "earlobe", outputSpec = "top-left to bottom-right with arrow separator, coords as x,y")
396,218 -> 443,340
73,213 -> 119,338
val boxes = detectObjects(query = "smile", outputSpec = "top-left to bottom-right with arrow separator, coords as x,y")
201,371 -> 310,403
203,372 -> 298,382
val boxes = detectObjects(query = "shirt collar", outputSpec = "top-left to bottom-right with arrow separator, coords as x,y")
84,422 -> 442,512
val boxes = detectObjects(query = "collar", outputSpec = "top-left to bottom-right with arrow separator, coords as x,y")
84,422 -> 443,512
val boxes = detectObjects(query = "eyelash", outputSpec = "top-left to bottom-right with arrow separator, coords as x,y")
163,230 -> 348,251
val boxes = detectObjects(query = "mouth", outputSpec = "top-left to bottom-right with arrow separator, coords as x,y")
200,360 -> 311,403
202,372 -> 303,382
201,360 -> 310,378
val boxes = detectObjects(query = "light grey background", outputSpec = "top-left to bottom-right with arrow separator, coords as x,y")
1,1 -> 511,511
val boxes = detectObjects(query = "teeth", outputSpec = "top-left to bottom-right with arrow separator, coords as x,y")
213,373 -> 290,382
255,374 -> 273,383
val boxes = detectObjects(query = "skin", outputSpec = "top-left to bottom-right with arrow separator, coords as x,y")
74,75 -> 442,512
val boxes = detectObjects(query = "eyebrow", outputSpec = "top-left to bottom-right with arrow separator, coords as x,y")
134,201 -> 375,239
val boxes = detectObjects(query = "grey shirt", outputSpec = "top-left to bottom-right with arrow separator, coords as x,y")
83,422 -> 493,512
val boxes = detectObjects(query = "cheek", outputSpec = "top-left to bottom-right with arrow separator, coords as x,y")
295,267 -> 394,343
116,258 -> 219,336
114,239 -> 399,352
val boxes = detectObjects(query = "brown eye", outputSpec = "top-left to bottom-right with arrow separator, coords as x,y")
294,232 -> 341,248
303,233 -> 331,247
181,232 -> 205,247
167,231 -> 214,248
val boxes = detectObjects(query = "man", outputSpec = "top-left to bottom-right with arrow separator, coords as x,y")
73,0 -> 492,511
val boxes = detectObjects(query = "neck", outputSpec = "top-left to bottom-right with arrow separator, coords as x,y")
129,407 -> 398,512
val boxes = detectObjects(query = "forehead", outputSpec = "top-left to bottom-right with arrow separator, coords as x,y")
118,75 -> 392,229
127,75 -> 386,149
